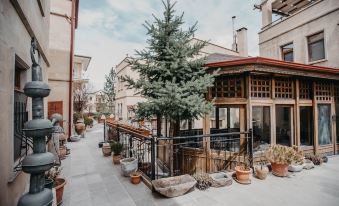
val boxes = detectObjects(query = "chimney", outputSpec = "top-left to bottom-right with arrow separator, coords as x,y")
236,27 -> 248,57
261,0 -> 273,28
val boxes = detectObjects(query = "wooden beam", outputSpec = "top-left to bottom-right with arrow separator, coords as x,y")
37,0 -> 45,17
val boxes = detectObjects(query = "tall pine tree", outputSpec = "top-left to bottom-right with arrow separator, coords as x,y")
123,0 -> 215,136
103,67 -> 116,114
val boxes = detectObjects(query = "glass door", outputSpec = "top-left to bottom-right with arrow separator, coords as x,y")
276,105 -> 293,146
318,104 -> 332,145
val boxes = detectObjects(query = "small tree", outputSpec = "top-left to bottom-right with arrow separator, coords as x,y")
73,82 -> 92,114
103,67 -> 116,114
123,0 -> 214,137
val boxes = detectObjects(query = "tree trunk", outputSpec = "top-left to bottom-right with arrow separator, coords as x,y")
156,114 -> 162,137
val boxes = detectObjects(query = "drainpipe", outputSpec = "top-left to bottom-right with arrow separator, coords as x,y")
68,0 -> 75,139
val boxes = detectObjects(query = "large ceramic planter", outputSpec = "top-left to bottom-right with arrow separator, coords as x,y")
112,154 -> 121,164
271,163 -> 288,177
55,178 -> 66,205
102,143 -> 111,156
254,165 -> 269,180
152,174 -> 196,198
75,122 -> 86,135
235,166 -> 251,182
120,158 -> 138,177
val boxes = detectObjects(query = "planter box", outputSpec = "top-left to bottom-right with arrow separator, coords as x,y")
152,174 -> 196,198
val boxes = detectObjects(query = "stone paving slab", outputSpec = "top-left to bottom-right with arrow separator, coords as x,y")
61,124 -> 339,206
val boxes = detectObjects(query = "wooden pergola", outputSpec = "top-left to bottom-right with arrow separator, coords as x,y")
202,56 -> 339,156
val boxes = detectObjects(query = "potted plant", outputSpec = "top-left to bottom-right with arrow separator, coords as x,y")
46,166 -> 66,205
254,162 -> 269,180
130,171 -> 142,184
111,141 -> 123,164
234,156 -> 251,183
266,145 -> 303,177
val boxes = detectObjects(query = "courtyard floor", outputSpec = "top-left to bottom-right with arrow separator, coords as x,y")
62,123 -> 339,206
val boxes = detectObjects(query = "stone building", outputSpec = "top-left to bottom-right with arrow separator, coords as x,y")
257,0 -> 339,68
48,0 -> 79,137
0,0 -> 51,205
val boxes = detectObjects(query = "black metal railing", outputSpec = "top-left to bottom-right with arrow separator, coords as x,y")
108,121 -> 253,184
13,91 -> 32,172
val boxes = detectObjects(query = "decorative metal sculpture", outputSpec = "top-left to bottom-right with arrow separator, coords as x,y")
18,38 -> 55,206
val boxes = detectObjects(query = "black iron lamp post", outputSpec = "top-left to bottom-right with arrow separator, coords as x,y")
17,38 -> 55,206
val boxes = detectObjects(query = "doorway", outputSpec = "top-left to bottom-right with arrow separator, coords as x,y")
276,105 -> 293,146
48,101 -> 63,127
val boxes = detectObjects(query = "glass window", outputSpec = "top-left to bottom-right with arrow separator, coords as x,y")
308,32 -> 325,62
318,104 -> 332,145
276,106 -> 292,146
300,106 -> 313,146
281,43 -> 294,62
218,108 -> 240,130
252,106 -> 271,152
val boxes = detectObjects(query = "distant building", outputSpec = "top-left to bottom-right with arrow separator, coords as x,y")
48,0 -> 79,137
73,54 -> 91,86
86,90 -> 109,114
115,36 -> 248,128
257,0 -> 339,68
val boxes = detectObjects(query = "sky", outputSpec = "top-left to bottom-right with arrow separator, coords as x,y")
75,0 -> 262,91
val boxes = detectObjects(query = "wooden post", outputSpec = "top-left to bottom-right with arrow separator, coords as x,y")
313,81 -> 318,154
331,83 -> 336,154
295,79 -> 300,146
203,113 -> 211,173
272,77 -> 276,145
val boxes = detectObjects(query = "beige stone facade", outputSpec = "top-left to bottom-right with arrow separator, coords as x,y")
48,0 -> 79,137
0,0 -> 51,205
258,0 -> 339,68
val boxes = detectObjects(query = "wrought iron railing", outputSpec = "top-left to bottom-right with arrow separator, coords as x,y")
13,91 -> 32,172
107,120 -> 253,186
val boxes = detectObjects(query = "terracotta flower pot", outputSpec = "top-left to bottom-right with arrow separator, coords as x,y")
102,143 -> 111,156
235,166 -> 251,182
271,163 -> 288,177
113,154 -> 121,164
54,178 -> 66,205
130,173 -> 141,184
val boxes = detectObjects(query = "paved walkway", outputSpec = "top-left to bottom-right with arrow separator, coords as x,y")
62,124 -> 339,206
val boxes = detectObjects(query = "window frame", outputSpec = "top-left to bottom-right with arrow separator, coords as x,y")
280,42 -> 294,62
307,31 -> 326,63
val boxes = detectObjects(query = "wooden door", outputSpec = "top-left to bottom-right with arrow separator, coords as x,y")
48,101 -> 63,127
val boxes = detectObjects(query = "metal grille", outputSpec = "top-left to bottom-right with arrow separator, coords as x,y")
211,75 -> 243,98
315,81 -> 331,101
251,76 -> 271,98
13,91 -> 31,172
275,78 -> 294,98
299,80 -> 312,99
334,83 -> 339,101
